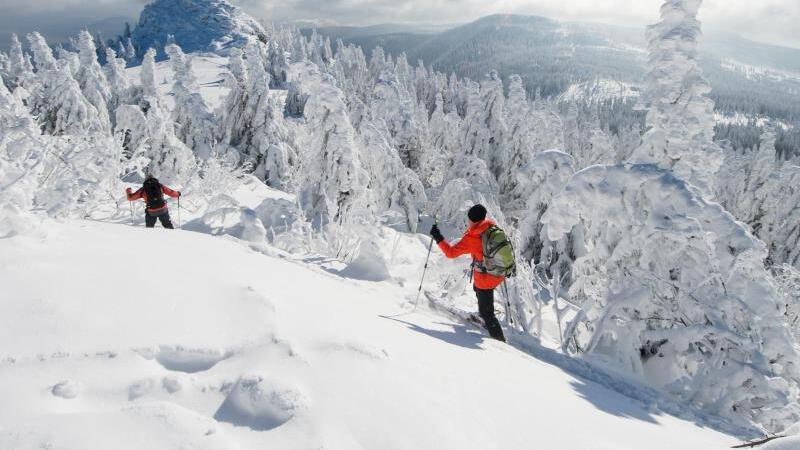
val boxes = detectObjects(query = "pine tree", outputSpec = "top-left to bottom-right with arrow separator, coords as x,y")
220,42 -> 295,188
103,47 -> 130,116
628,0 -> 722,195
76,30 -> 112,134
165,43 -> 216,159
26,32 -> 105,136
295,62 -> 366,225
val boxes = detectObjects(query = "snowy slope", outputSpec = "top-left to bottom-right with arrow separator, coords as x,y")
0,219 -> 738,449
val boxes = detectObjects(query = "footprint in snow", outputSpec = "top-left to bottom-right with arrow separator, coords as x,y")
214,375 -> 307,431
51,380 -> 80,399
137,345 -> 231,373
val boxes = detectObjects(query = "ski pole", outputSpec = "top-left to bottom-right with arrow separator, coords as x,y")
177,196 -> 181,229
412,214 -> 437,311
129,201 -> 134,225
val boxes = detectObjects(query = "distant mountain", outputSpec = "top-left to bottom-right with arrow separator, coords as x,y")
311,14 -> 800,122
132,0 -> 266,59
0,16 -> 135,53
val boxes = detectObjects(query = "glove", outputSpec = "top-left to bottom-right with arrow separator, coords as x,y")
430,224 -> 444,244
177,191 -> 182,197
126,187 -> 132,195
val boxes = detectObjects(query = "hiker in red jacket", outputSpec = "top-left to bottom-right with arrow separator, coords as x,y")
126,176 -> 181,229
430,204 -> 506,342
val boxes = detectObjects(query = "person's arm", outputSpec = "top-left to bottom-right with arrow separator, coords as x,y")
437,237 -> 472,259
161,185 -> 181,198
126,188 -> 143,201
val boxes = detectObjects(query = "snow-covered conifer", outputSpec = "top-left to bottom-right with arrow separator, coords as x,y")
359,121 -> 427,231
26,33 -> 106,136
294,62 -> 367,225
140,48 -> 158,98
165,43 -> 216,159
628,0 -> 722,195
103,47 -> 130,114
220,42 -> 295,187
76,30 -> 112,134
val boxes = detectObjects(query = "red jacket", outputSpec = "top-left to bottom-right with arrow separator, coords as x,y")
126,184 -> 180,213
437,219 -> 505,290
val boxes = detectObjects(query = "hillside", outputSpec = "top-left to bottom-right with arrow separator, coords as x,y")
310,14 -> 800,123
0,217 -> 738,449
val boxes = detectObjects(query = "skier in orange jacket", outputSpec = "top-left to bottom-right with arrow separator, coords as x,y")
430,204 -> 506,341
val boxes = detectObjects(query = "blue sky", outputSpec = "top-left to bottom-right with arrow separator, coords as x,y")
0,0 -> 798,50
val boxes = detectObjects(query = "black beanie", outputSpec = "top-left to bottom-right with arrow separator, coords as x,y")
468,204 -> 487,223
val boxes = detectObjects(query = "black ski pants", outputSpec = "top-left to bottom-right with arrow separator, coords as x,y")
474,286 -> 506,342
145,210 -> 174,229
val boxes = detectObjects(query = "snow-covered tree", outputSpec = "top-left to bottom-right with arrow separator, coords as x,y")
716,132 -> 800,268
140,48 -> 158,99
125,38 -> 137,63
501,74 -> 535,198
117,48 -> 194,181
6,34 -> 30,89
26,33 -> 106,136
541,164 -> 800,431
165,43 -> 216,159
460,72 -> 507,178
368,63 -> 426,172
75,30 -> 112,134
628,0 -> 722,195
294,62 -> 367,226
103,47 -> 130,115
219,42 -> 295,188
359,121 -> 427,231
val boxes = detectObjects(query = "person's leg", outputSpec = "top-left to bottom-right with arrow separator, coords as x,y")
145,212 -> 157,228
475,287 -> 506,342
158,211 -> 174,229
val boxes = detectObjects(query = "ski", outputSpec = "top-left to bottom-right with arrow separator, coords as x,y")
424,290 -> 485,330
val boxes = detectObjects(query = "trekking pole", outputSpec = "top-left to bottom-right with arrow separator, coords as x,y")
502,280 -> 514,326
412,214 -> 437,311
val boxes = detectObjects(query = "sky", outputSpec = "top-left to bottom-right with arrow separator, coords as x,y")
0,0 -> 798,50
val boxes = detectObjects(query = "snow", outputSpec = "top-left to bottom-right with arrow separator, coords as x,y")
132,0 -> 267,60
0,219 -> 737,449
558,79 -> 640,104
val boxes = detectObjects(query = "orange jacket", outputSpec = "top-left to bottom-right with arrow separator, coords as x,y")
437,219 -> 505,290
126,184 -> 180,213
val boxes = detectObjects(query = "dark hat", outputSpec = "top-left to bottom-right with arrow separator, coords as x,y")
468,204 -> 487,223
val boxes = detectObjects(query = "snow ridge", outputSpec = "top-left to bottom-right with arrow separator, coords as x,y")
132,0 -> 267,59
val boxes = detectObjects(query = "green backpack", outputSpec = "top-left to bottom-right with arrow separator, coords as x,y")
477,225 -> 517,278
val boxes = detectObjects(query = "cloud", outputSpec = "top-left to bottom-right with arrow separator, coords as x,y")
0,0 -> 797,50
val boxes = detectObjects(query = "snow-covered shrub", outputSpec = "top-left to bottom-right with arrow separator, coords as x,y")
542,163 -> 800,431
